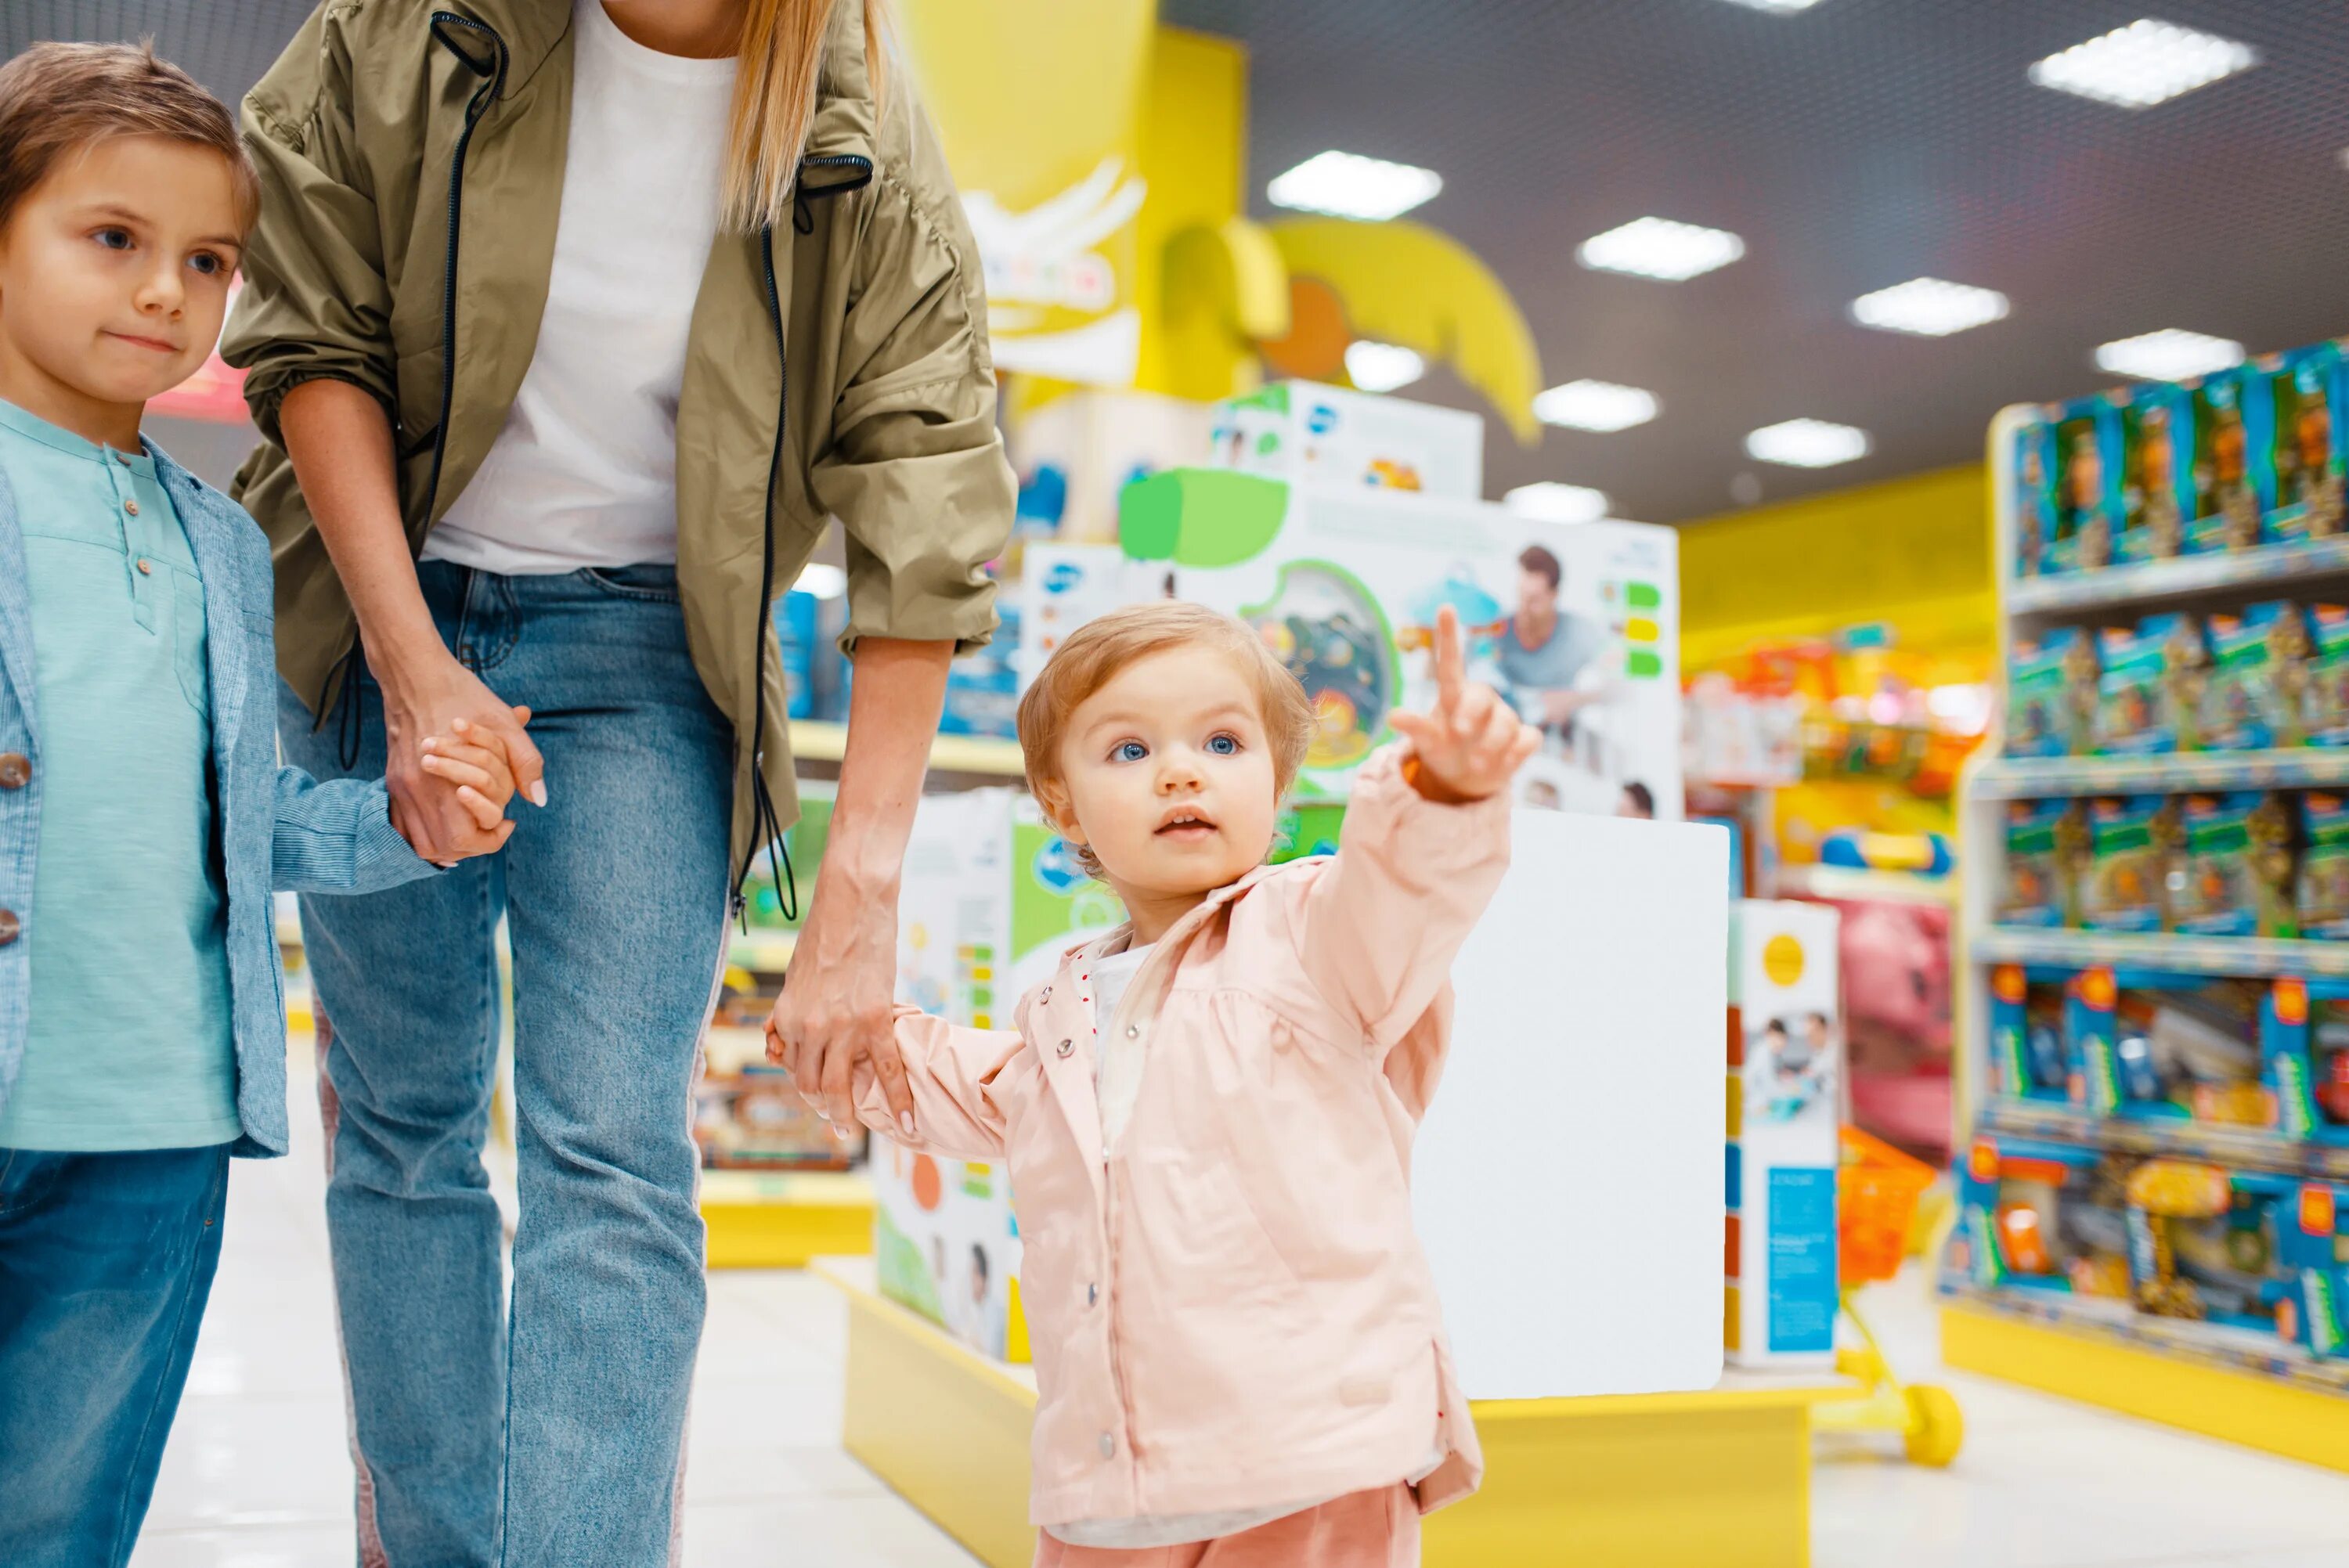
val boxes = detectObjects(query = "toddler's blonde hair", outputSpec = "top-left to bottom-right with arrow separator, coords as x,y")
1016,601 -> 1315,821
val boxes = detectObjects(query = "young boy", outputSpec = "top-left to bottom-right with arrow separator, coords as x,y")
0,42 -> 521,1565
773,600 -> 1538,1565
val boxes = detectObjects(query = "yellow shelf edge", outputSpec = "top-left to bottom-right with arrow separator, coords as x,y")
789,719 -> 1025,777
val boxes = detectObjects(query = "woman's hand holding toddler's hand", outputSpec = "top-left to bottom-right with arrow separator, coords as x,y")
1388,605 -> 1542,804
408,713 -> 529,863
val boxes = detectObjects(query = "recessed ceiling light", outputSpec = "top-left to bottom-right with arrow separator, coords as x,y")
2094,328 -> 2246,381
1849,277 -> 2010,337
1577,217 -> 1745,282
2029,19 -> 2257,110
1504,482 -> 1611,524
1266,150 -> 1442,221
1532,379 -> 1661,433
1746,419 -> 1870,468
1716,0 -> 1826,11
793,561 -> 846,599
1343,340 -> 1425,393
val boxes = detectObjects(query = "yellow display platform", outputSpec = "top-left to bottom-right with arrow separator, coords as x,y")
701,1171 -> 873,1270
816,1257 -> 1846,1568
1942,1301 -> 2349,1475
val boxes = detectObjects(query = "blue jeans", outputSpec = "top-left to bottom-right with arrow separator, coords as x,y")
0,1144 -> 232,1568
280,563 -> 734,1568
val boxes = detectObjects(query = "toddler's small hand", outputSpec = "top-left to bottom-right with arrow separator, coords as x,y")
411,709 -> 529,863
1388,606 -> 1540,803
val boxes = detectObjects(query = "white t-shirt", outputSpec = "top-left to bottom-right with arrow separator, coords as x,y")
425,0 -> 737,575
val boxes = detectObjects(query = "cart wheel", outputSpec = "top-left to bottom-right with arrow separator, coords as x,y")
1902,1383 -> 1964,1468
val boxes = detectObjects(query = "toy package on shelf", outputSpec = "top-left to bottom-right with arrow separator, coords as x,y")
2004,629 -> 2097,758
694,1026 -> 859,1169
2093,617 -> 2204,755
1075,468 -> 1681,816
1998,798 -> 2083,928
1007,388 -> 1213,545
1206,381 -> 1485,499
2304,605 -> 2349,747
2188,368 -> 2270,553
2200,602 -> 2310,751
2297,792 -> 2349,939
2264,342 -> 2347,546
2122,1159 -> 2297,1332
1987,964 -> 2077,1104
2170,792 -> 2297,939
2069,968 -> 2269,1125
2079,795 -> 2178,932
870,1137 -> 1022,1362
1950,1134 -> 2131,1301
2013,418 -> 2060,579
939,598 -> 1019,738
2049,396 -> 2123,573
2259,979 -> 2349,1144
2119,382 -> 2192,564
2282,1181 -> 2349,1359
1727,901 -> 1842,1370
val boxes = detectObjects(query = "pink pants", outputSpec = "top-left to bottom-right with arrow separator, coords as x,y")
1034,1484 -> 1420,1568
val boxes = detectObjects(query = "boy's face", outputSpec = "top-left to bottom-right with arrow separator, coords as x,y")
1044,646 -> 1280,917
0,135 -> 243,441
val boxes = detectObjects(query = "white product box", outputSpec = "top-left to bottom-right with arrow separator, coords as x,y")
1009,389 -> 1214,545
1208,381 -> 1485,500
1727,899 -> 1844,1370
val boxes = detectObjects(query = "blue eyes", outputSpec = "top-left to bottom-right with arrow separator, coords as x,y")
1113,741 -> 1149,762
1106,733 -> 1243,763
1207,734 -> 1239,755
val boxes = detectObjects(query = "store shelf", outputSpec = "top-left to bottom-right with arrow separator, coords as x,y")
817,1254 -> 1847,1568
1973,748 -> 2349,798
1971,925 -> 2349,979
1979,1099 -> 2349,1181
789,719 -> 1025,777
701,1170 -> 872,1269
1776,864 -> 1958,907
2008,536 -> 2349,616
1941,1291 -> 2349,1472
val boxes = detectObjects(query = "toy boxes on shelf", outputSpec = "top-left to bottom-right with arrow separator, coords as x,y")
2119,381 -> 2193,564
1987,964 -> 2077,1105
2258,980 -> 2349,1145
2262,342 -> 2347,546
1206,380 -> 1484,499
2004,629 -> 2097,758
2078,796 -> 2179,932
695,1025 -> 860,1170
1726,900 -> 1842,1370
2066,968 -> 2270,1126
2187,368 -> 2268,554
2282,1181 -> 2349,1359
1950,1134 -> 2131,1301
2092,617 -> 2205,755
2121,1159 -> 2297,1333
1052,463 -> 1681,817
2200,603 -> 2311,751
1998,800 -> 2084,928
2042,395 -> 2124,574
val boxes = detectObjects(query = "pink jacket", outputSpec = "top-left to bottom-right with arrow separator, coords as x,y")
857,747 -> 1510,1529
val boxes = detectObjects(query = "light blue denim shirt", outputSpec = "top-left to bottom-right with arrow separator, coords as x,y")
0,409 -> 436,1158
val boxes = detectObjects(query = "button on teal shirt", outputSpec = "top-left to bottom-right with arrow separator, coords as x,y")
0,399 -> 238,1150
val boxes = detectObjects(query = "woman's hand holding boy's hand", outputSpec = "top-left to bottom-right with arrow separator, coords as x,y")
1388,605 -> 1541,804
405,714 -> 527,864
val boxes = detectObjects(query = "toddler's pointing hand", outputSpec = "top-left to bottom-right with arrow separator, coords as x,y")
1388,605 -> 1541,804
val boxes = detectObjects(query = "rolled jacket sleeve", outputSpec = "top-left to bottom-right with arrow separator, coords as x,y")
221,9 -> 398,445
809,174 -> 1016,658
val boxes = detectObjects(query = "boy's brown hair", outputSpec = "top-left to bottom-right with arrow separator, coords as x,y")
1016,602 -> 1315,852
0,41 -> 260,236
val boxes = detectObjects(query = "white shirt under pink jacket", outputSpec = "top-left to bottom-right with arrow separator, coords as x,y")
853,745 -> 1511,1533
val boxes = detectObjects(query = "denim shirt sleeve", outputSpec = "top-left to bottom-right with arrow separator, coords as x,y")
271,768 -> 438,896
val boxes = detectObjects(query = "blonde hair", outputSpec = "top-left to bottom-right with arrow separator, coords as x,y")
722,0 -> 890,233
1017,602 -> 1316,830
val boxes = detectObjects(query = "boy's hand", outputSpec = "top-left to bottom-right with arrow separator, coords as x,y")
1389,606 -> 1540,804
410,711 -> 529,863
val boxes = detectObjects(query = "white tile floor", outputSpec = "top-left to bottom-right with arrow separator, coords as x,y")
133,1056 -> 2349,1567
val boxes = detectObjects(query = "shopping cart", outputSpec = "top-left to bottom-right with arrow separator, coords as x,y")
1810,1126 -> 1965,1466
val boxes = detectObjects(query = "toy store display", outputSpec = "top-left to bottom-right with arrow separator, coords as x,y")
1037,443 -> 1683,817
1726,899 -> 1843,1371
1008,388 -> 1214,546
1986,788 -> 2312,940
870,1135 -> 1023,1362
695,1024 -> 860,1170
1207,380 -> 1485,499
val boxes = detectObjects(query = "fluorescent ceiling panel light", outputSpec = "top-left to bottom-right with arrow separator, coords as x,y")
1746,418 -> 1870,468
2029,19 -> 2257,109
1577,217 -> 1745,282
792,561 -> 847,599
2094,328 -> 2246,381
1344,340 -> 1425,393
1849,277 -> 2010,337
1504,482 -> 1611,524
1716,0 -> 1825,11
1266,150 -> 1442,221
1532,379 -> 1660,433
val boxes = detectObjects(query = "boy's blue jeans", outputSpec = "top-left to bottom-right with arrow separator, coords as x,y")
0,1144 -> 232,1568
280,562 -> 736,1568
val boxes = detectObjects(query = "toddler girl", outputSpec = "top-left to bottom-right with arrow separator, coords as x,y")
770,599 -> 1537,1566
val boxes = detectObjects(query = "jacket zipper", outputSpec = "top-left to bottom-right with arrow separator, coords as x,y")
324,13 -> 506,744
733,154 -> 872,925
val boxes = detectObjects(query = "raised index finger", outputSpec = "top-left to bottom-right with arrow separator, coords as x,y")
1432,604 -> 1467,712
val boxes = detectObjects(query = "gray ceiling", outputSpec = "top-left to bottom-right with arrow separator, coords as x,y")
14,1 -> 2349,523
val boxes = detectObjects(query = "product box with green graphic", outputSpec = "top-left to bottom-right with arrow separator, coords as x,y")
1024,470 -> 1681,817
1207,380 -> 1484,499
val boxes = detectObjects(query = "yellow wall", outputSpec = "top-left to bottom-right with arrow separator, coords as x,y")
1679,465 -> 1994,669
1134,27 -> 1251,398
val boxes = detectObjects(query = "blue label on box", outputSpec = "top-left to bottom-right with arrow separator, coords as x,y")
1726,1143 -> 1742,1211
1767,1166 -> 1838,1354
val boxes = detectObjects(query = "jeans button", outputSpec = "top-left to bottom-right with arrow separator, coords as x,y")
1098,1432 -> 1116,1459
0,908 -> 20,945
0,753 -> 27,789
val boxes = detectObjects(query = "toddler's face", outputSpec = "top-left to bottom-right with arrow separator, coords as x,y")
1046,647 -> 1280,911
0,135 -> 242,432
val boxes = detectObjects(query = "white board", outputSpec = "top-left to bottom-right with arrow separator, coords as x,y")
1413,810 -> 1729,1400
